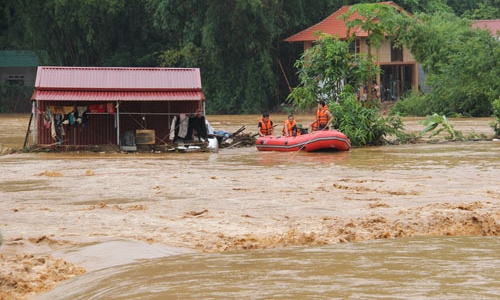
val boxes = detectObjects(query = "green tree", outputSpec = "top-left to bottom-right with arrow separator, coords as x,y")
330,93 -> 405,146
448,0 -> 500,17
16,0 -> 500,114
0,82 -> 32,113
462,2 -> 500,19
378,0 -> 500,16
489,97 -> 500,137
287,35 -> 404,146
397,11 -> 500,116
341,3 -> 402,103
199,1 -> 278,113
10,0 -> 162,66
148,0 -> 353,114
287,34 -> 378,108
8,0 -> 358,113
397,0 -> 452,14
147,0 -> 207,67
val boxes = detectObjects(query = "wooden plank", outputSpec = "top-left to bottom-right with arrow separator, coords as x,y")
135,129 -> 155,145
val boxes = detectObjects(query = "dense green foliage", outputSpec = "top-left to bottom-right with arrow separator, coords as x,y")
1,0 -> 349,114
330,93 -> 406,146
419,113 -> 457,140
390,91 -> 430,116
287,34 -> 378,108
9,0 -> 161,66
342,3 -> 402,102
489,97 -> 500,137
288,33 -> 406,146
0,82 -> 32,113
2,0 -> 500,114
395,11 -> 500,117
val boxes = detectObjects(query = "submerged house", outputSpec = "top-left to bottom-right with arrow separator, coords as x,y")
284,1 -> 419,100
29,66 -> 205,150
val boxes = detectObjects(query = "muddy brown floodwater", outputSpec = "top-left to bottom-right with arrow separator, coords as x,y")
1,113 -> 500,299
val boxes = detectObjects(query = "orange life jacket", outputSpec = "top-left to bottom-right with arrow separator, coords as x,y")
259,117 -> 273,135
282,119 -> 297,136
310,121 -> 318,132
316,107 -> 329,128
295,127 -> 302,136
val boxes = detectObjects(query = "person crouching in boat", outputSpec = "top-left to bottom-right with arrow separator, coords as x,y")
258,113 -> 274,136
282,114 -> 300,137
312,100 -> 333,131
309,118 -> 318,133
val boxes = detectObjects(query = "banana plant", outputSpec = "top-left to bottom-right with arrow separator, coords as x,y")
419,113 -> 456,140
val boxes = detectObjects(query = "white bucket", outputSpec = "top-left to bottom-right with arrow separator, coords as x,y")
207,137 -> 219,153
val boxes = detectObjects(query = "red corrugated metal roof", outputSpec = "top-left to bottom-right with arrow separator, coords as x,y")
472,20 -> 500,37
284,1 -> 403,42
31,90 -> 205,101
31,66 -> 205,102
34,66 -> 203,91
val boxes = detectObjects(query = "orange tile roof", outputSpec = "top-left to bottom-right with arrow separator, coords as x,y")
284,1 -> 403,42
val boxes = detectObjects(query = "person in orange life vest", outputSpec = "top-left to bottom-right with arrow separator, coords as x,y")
313,100 -> 333,131
282,114 -> 299,137
309,117 -> 318,133
294,124 -> 302,136
296,123 -> 306,135
258,113 -> 274,136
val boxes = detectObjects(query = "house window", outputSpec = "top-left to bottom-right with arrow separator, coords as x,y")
6,75 -> 25,85
348,39 -> 361,54
391,43 -> 403,62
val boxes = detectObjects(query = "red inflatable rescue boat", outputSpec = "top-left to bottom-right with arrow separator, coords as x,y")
256,130 -> 351,152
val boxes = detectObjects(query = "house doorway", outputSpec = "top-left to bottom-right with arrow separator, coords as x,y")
380,65 -> 415,101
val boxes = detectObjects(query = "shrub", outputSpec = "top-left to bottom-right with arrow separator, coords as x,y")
390,91 -> 431,117
419,113 -> 459,140
489,97 -> 500,137
331,93 -> 406,146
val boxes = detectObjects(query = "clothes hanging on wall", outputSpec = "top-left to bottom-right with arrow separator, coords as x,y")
169,116 -> 177,141
177,114 -> 189,139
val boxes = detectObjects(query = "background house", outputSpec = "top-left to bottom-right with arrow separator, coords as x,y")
472,20 -> 500,38
29,66 -> 205,150
0,50 -> 49,112
0,50 -> 41,86
284,1 -> 419,101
